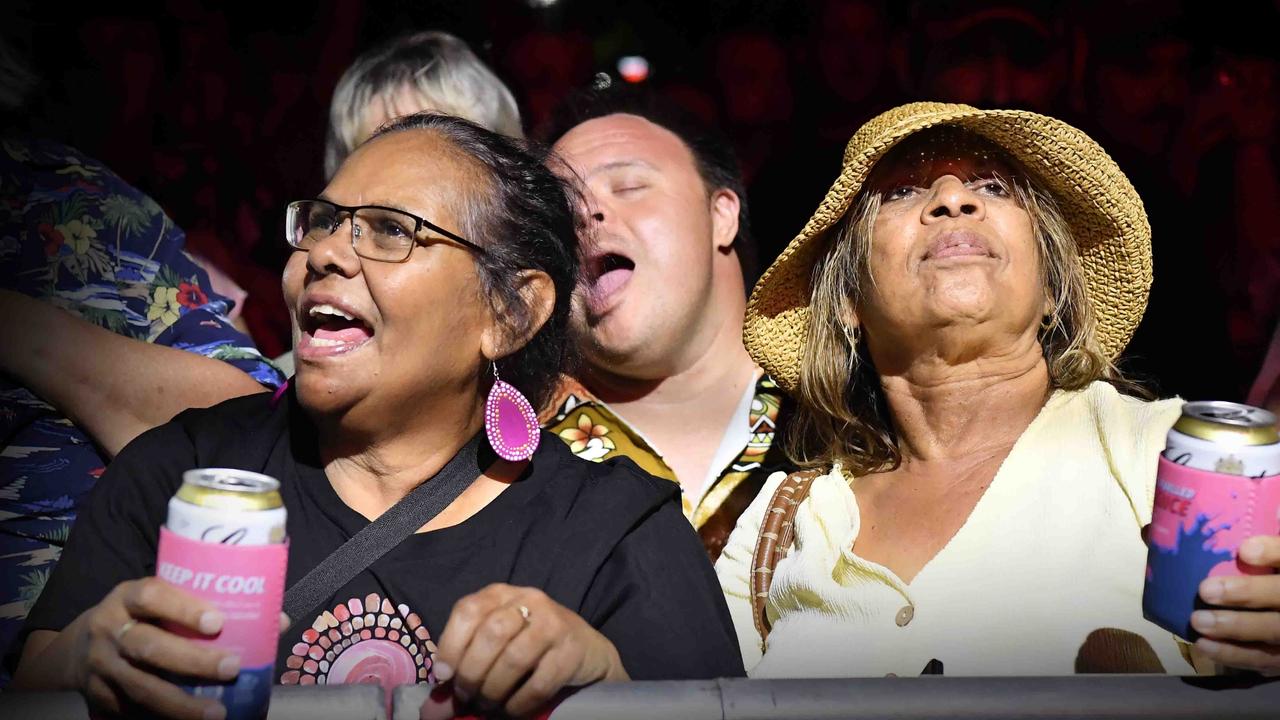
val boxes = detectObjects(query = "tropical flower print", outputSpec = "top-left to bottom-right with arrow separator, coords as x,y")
60,218 -> 97,255
147,285 -> 182,326
543,372 -> 791,556
37,223 -> 64,256
559,413 -> 616,461
0,137 -> 285,686
176,280 -> 208,309
37,207 -> 112,284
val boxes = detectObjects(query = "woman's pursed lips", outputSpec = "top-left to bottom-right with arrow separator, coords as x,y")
922,230 -> 995,262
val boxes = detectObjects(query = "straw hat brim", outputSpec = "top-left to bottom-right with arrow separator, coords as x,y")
744,102 -> 1152,393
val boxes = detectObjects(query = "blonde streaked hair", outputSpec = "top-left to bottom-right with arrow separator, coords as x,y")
786,171 -> 1131,476
325,31 -> 522,179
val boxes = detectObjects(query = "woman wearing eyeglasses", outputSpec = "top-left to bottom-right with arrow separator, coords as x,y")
12,114 -> 744,718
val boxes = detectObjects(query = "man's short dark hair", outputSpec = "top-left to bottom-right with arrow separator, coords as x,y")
541,86 -> 758,288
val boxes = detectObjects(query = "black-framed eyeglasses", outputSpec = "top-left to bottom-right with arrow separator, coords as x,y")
284,199 -> 484,263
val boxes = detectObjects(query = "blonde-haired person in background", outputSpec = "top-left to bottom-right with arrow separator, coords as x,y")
323,30 -> 522,179
278,30 -> 523,375
716,102 -> 1280,678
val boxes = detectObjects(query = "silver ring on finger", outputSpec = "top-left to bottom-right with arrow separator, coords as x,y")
516,604 -> 531,626
114,619 -> 138,643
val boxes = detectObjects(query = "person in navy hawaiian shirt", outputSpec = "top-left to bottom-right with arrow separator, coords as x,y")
0,136 -> 285,684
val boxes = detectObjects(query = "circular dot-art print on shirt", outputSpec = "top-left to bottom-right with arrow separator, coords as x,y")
281,592 -> 436,695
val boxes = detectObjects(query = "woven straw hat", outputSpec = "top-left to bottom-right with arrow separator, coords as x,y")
745,101 -> 1152,393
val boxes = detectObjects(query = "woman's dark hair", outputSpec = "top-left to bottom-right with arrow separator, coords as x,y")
371,113 -> 581,411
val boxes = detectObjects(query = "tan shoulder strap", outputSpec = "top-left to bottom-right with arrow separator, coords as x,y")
750,469 -> 822,644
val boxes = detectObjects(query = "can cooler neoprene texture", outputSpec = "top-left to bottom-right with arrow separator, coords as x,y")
156,527 -> 289,720
1144,457 -> 1280,639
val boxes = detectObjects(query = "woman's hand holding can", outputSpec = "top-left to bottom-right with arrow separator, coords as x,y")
70,576 -> 238,719
1191,535 -> 1280,675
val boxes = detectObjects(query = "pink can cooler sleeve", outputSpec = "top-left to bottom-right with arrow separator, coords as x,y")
1144,457 -> 1280,639
156,527 -> 289,719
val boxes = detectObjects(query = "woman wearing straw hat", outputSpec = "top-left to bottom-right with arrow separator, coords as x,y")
716,102 -> 1280,677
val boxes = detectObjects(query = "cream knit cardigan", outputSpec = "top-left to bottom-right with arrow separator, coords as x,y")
716,382 -> 1193,676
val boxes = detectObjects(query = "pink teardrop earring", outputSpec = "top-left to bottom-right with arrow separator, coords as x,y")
484,362 -> 540,462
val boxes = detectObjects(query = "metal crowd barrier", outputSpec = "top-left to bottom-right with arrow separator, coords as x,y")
0,684 -> 387,720
2,675 -> 1278,720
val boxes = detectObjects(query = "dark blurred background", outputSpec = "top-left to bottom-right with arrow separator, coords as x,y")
6,0 -> 1278,401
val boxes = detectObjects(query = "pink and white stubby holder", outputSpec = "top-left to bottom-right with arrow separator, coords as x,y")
156,528 -> 289,720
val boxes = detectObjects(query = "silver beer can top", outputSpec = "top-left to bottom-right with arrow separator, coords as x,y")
178,468 -> 283,512
1175,401 -> 1279,447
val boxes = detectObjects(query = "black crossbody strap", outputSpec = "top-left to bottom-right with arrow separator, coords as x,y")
283,433 -> 484,629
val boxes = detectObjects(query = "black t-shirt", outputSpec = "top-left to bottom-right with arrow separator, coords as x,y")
22,391 -> 744,686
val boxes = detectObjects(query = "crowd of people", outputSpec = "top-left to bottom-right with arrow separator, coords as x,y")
2,1 -> 1280,718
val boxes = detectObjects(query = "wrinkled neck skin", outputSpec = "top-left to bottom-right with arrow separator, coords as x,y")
867,319 -> 1052,470
310,389 -> 488,516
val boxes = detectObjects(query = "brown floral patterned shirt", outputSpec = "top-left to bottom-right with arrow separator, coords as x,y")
540,372 -> 793,561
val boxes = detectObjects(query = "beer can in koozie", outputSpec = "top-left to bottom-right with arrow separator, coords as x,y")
167,469 -> 287,545
157,469 -> 289,720
1143,402 -> 1280,640
1162,401 -> 1280,477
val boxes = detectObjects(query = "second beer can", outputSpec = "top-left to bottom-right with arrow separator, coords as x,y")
1144,402 -> 1280,640
1162,401 -> 1280,477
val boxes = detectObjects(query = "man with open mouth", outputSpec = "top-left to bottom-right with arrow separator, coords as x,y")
540,87 -> 794,562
